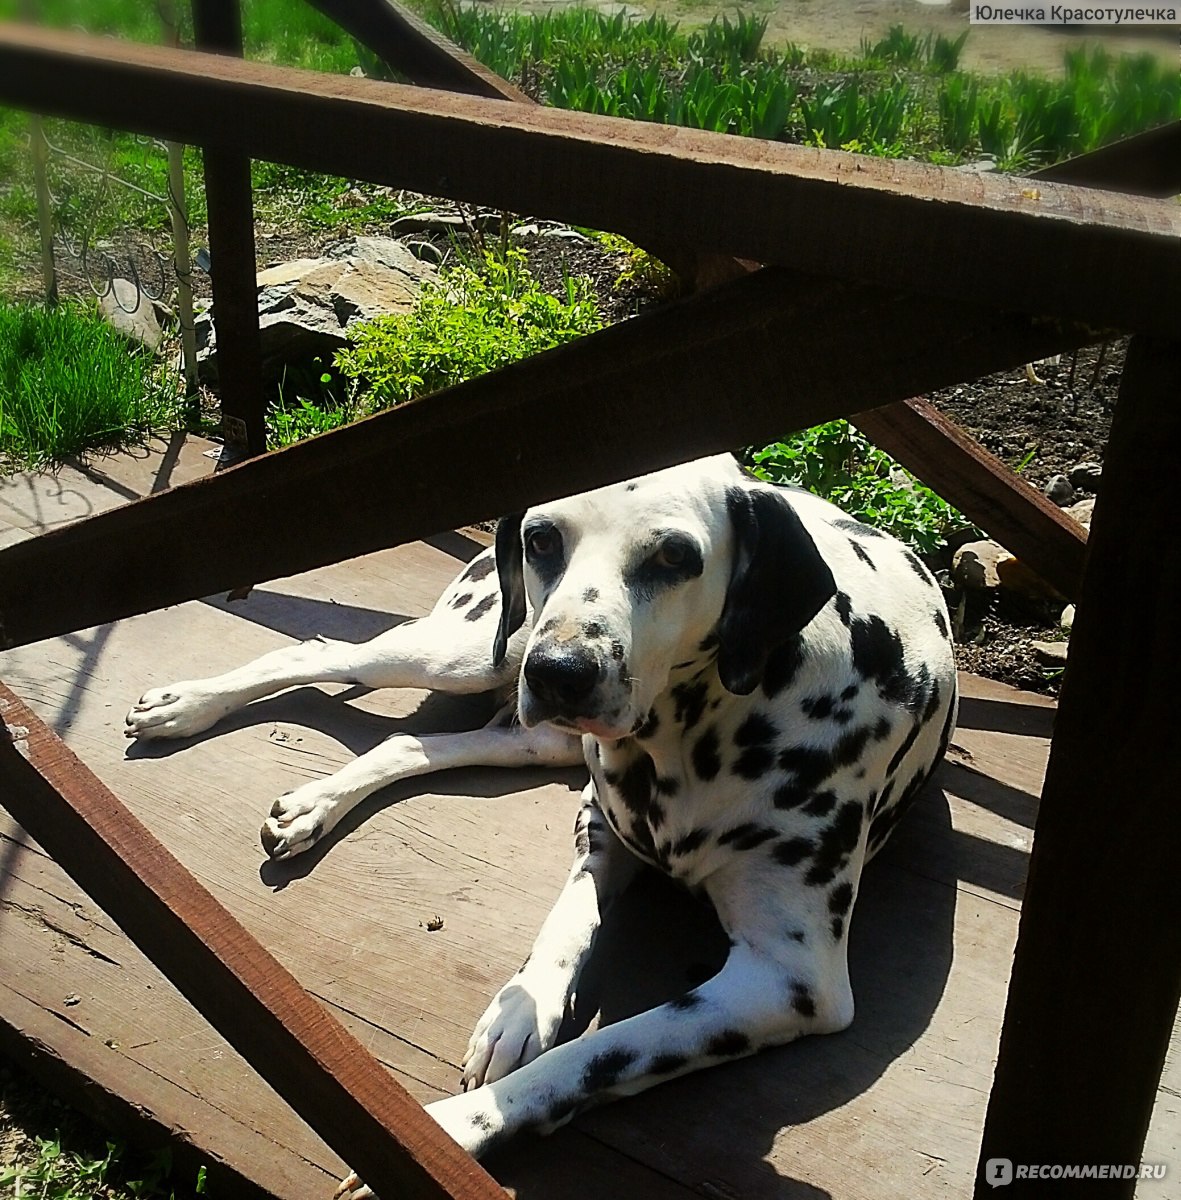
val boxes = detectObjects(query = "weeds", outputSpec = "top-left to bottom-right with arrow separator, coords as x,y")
319,246 -> 600,431
747,423 -> 976,556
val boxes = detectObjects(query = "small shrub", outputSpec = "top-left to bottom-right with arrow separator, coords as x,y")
334,247 -> 601,412
748,422 -> 975,556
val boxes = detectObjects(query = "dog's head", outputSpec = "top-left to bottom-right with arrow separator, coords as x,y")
494,456 -> 836,739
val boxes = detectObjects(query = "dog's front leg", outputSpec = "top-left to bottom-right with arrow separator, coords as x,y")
461,787 -> 642,1089
261,721 -> 582,859
429,923 -> 853,1160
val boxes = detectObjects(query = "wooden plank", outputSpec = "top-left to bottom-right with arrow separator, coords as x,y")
0,685 -> 508,1200
0,267 -> 1096,650
191,0 -> 266,457
853,397 -> 1087,599
975,337 -> 1181,1194
1031,120 -> 1181,198
0,26 -> 1176,338
305,0 -> 530,102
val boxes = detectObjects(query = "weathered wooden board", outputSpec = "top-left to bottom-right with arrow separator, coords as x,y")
2,441 -> 1175,1199
0,25 -> 1178,339
0,266 -> 1097,650
977,337 -> 1181,1194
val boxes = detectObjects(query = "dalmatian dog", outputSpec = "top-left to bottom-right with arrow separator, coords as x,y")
124,454 -> 956,1187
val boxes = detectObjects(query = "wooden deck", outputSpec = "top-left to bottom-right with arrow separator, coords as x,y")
1,435 -> 1176,1199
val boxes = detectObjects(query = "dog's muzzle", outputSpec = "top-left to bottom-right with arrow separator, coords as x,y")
523,645 -> 600,716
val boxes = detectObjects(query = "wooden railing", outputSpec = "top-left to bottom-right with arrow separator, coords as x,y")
0,5 -> 1178,1198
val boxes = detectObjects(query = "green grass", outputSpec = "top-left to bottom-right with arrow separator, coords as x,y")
0,300 -> 180,470
1,1063 -> 206,1200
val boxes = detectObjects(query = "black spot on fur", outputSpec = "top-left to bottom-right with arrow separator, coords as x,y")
463,555 -> 496,583
833,517 -> 886,539
775,726 -> 873,809
583,587 -> 600,603
803,789 -> 837,818
772,836 -> 814,867
648,799 -> 666,829
873,717 -> 892,741
672,828 -> 709,856
791,982 -> 816,1018
840,684 -> 859,702
733,744 -> 776,779
788,929 -> 807,944
850,540 -> 877,570
829,881 -> 854,915
831,916 -> 846,940
833,591 -> 853,626
805,800 -> 864,887
672,679 -> 709,731
692,726 -> 722,781
761,636 -> 806,698
650,1053 -> 688,1075
626,482 -> 638,492
672,992 -> 703,1011
470,1110 -> 495,1132
636,708 -> 659,739
718,823 -> 779,851
903,549 -> 935,585
934,608 -> 950,639
922,679 -> 942,725
708,1030 -> 751,1057
655,775 -> 680,797
583,620 -> 604,639
616,754 -> 656,815
582,1048 -> 637,1091
801,694 -> 835,720
465,593 -> 496,622
450,591 -> 473,610
611,641 -> 625,662
736,712 -> 778,747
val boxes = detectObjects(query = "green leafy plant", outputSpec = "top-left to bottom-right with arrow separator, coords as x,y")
333,246 -> 601,413
747,422 -> 976,555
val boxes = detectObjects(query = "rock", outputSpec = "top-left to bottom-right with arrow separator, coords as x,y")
1063,497 -> 1095,530
1043,474 -> 1074,505
1030,639 -> 1069,666
1060,604 -> 1075,631
1068,461 -> 1103,491
996,556 -> 1066,603
99,278 -> 163,351
196,237 -> 437,385
953,538 -> 1065,602
952,540 -> 1009,590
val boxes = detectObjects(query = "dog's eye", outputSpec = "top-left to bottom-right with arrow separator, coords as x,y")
653,540 -> 689,570
526,527 -> 562,560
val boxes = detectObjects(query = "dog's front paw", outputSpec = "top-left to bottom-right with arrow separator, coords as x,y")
260,786 -> 339,859
462,972 -> 567,1090
124,684 -> 227,741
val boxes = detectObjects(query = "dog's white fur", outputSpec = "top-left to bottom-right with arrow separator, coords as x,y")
126,455 -> 956,1191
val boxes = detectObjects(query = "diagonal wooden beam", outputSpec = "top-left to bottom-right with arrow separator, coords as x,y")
0,24 -> 1176,338
1031,119 -> 1181,198
0,683 -> 507,1200
853,397 -> 1086,599
0,267 -> 1094,650
304,0 -> 531,101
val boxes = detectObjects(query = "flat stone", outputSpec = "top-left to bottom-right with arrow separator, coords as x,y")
1030,639 -> 1069,666
99,278 -> 163,352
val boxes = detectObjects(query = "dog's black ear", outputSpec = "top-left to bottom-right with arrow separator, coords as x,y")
717,486 -> 837,695
492,512 -> 527,667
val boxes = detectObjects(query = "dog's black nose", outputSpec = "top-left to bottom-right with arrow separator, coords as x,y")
524,647 -> 600,711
